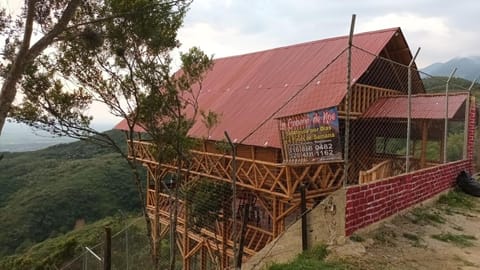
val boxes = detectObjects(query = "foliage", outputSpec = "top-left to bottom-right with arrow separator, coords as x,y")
0,215 -> 154,270
201,110 -> 221,138
4,2 -> 214,268
0,130 -> 142,257
184,178 -> 232,230
0,0 -> 191,133
268,245 -> 349,270
422,76 -> 480,98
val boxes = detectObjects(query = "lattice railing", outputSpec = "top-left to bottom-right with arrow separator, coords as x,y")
338,83 -> 402,116
146,190 -> 273,257
129,140 -> 344,200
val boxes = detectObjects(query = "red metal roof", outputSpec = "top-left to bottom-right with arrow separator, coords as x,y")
115,28 -> 402,148
361,93 -> 468,120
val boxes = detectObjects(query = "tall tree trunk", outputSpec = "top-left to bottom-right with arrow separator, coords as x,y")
0,0 -> 81,135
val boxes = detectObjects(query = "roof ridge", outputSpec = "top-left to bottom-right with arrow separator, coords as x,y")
213,27 -> 400,61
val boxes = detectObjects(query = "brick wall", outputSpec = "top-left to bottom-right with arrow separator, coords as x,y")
345,160 -> 471,236
345,99 -> 477,236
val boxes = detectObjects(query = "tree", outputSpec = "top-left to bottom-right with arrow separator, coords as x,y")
0,0 -> 80,135
2,0 -> 216,268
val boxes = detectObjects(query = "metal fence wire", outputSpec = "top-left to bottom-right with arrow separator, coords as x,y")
63,35 -> 478,270
60,217 -> 155,270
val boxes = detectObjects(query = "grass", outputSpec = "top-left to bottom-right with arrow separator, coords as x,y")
409,208 -> 445,225
349,234 -> 364,242
437,189 -> 475,210
402,232 -> 419,242
402,232 -> 424,247
268,245 -> 349,270
431,233 -> 477,247
373,229 -> 397,246
451,225 -> 464,231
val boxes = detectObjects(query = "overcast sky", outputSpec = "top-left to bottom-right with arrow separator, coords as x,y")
2,0 -> 480,128
177,0 -> 479,68
2,0 -> 478,68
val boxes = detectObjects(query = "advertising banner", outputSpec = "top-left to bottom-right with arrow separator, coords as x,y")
278,107 -> 342,163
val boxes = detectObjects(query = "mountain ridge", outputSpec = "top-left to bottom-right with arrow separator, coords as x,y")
421,56 -> 480,81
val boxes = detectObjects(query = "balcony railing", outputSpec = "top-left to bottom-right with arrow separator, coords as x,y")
146,189 -> 273,255
129,140 -> 344,200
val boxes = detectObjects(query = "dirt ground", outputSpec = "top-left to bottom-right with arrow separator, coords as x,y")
328,191 -> 480,270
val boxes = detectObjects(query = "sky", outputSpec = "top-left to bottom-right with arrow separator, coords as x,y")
177,0 -> 479,68
1,0 -> 480,128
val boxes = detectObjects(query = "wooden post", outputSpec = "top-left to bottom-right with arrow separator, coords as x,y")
272,197 -> 278,237
104,227 -> 111,270
279,201 -> 285,233
300,184 -> 308,251
420,120 -> 428,168
286,167 -> 292,197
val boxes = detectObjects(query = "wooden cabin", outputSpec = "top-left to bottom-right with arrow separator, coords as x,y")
115,27 -> 471,268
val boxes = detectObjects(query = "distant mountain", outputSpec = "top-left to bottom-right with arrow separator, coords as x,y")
0,121 -> 116,152
0,122 -> 76,152
421,56 -> 480,81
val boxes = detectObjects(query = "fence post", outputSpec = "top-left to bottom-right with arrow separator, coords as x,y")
104,227 -> 111,270
224,131 -> 238,269
344,14 -> 356,187
444,68 -> 457,163
300,184 -> 308,251
464,77 -> 477,159
406,48 -> 421,172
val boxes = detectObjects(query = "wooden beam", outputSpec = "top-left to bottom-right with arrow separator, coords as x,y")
185,240 -> 203,259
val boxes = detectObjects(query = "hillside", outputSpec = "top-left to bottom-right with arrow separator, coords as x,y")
0,130 -> 142,258
421,56 -> 480,81
0,215 -> 155,270
422,76 -> 480,96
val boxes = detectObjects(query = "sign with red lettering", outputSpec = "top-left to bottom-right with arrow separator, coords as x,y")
278,107 -> 342,163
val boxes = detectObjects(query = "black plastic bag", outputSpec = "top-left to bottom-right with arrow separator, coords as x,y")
457,170 -> 480,197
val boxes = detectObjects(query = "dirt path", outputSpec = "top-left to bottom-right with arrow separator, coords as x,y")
328,190 -> 480,270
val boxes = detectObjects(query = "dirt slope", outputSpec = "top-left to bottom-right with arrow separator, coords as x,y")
328,190 -> 480,270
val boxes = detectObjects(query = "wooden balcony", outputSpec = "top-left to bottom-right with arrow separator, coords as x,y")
338,83 -> 402,117
358,156 -> 425,184
146,189 -> 273,257
129,140 -> 344,200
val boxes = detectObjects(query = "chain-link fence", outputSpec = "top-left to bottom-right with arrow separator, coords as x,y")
345,45 -> 474,185
235,39 -> 476,186
60,217 -> 155,270
122,29 -> 479,270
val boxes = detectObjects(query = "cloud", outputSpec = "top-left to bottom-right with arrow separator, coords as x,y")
358,13 -> 450,35
357,13 -> 453,67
